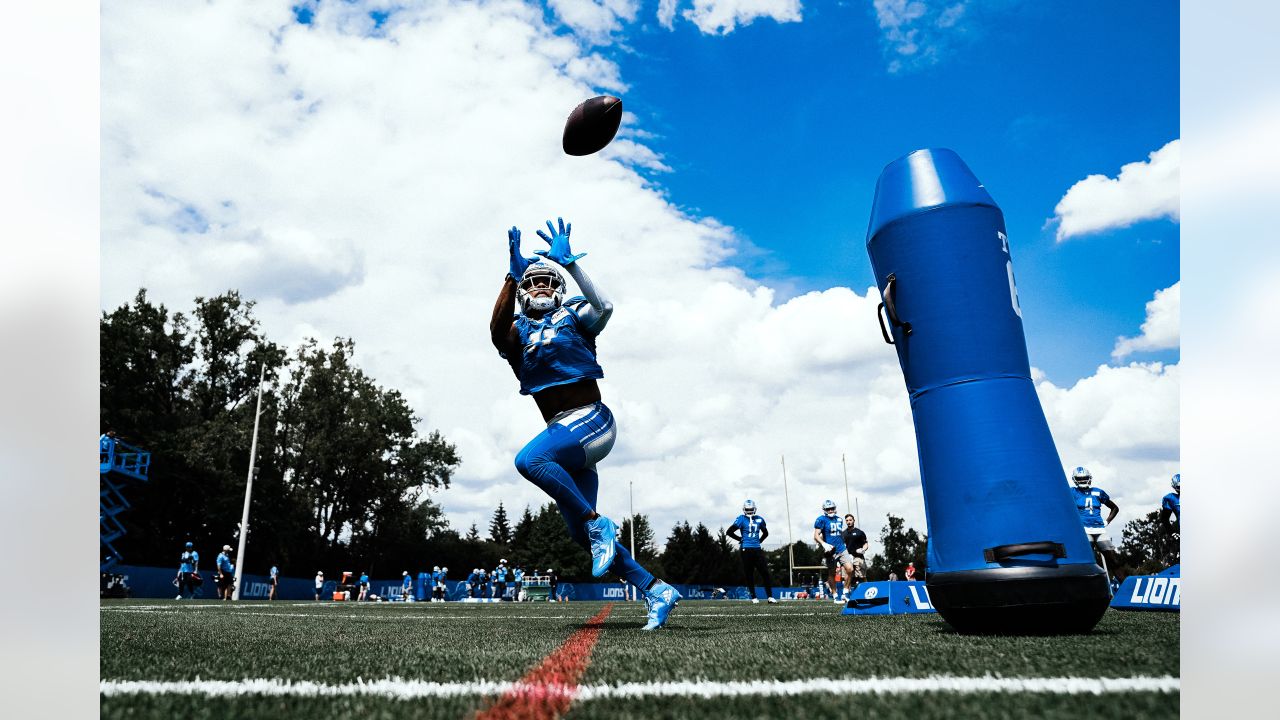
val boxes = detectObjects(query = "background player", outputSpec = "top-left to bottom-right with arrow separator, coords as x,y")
727,499 -> 776,604
841,514 -> 869,592
813,500 -> 856,604
1069,466 -> 1124,581
492,217 -> 680,630
1160,473 -> 1180,564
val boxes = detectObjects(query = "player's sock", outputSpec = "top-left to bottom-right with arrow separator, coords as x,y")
607,542 -> 655,590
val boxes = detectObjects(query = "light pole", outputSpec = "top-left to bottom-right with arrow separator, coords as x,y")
781,454 -> 794,587
629,480 -> 636,601
232,364 -> 266,601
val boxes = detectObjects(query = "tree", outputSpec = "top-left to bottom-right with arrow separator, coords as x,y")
619,514 -> 659,562
867,514 -> 927,581
275,337 -> 460,562
466,524 -> 481,542
489,502 -> 513,546
99,288 -> 462,575
1119,511 -> 1179,575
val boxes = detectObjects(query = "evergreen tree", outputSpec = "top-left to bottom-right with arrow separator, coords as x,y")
466,523 -> 481,542
488,502 -> 513,546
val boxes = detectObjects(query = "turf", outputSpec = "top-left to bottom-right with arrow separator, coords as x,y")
100,599 -> 1178,719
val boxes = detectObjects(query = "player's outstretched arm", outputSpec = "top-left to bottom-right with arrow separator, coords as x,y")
534,216 -> 612,333
492,226 -> 525,355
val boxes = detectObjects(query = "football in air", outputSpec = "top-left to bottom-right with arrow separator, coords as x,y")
562,95 -> 623,156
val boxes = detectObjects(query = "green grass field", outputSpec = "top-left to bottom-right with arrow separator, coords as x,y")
101,599 -> 1178,719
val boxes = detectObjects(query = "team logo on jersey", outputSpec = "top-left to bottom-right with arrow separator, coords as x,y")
550,308 -> 570,323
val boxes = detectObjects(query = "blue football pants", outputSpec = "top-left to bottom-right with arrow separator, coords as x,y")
514,402 -> 655,591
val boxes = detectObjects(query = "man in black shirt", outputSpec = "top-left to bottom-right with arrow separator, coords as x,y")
842,514 -> 869,591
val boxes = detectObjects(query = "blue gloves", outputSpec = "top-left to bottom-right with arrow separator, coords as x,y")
535,217 -> 587,266
508,226 -> 535,280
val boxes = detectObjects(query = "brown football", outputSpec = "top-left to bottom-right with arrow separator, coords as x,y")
562,95 -> 623,156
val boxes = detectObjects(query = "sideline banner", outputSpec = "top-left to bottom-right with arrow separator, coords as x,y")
1110,565 -> 1180,611
841,581 -> 938,616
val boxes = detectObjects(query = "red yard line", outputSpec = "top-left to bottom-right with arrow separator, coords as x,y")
473,603 -> 615,720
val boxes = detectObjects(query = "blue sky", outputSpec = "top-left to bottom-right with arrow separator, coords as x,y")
609,1 -> 1180,384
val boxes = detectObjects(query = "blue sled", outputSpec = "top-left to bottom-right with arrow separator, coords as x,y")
841,581 -> 938,616
1110,565 -> 1180,611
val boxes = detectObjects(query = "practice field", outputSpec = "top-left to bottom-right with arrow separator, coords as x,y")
101,599 -> 1178,719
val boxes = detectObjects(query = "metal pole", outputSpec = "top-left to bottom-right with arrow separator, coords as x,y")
842,454 -> 852,516
781,455 -> 794,587
629,480 -> 636,602
232,364 -> 266,600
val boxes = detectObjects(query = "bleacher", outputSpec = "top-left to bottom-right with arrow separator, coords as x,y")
99,435 -> 152,572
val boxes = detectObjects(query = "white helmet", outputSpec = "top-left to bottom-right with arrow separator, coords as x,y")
1071,466 -> 1092,488
1171,473 -> 1180,491
433,566 -> 440,572
517,262 -> 565,314
743,499 -> 757,516
822,499 -> 837,516
441,567 -> 448,572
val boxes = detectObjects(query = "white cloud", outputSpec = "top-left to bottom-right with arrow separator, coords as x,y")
657,0 -> 679,29
1113,282 -> 1180,359
102,0 -> 1177,562
682,0 -> 803,35
872,0 -> 968,73
1036,361 -> 1180,537
548,0 -> 640,44
1052,139 -> 1181,241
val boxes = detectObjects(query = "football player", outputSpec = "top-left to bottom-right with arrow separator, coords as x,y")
492,217 -> 679,630
1160,473 -> 1180,563
400,570 -> 412,601
176,541 -> 199,600
727,499 -> 777,604
1069,467 -> 1124,581
813,500 -> 856,603
358,571 -> 370,601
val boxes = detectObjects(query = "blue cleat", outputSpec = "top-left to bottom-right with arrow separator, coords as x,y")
586,515 -> 618,577
641,581 -> 681,631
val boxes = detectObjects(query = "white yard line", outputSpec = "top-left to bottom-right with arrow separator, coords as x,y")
101,675 -> 1179,700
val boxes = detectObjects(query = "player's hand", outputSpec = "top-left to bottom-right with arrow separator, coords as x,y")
534,217 -> 586,265
819,541 -> 834,554
508,226 -> 535,280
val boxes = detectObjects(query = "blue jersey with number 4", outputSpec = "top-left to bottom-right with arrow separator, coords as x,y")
507,298 -> 604,395
814,515 -> 848,553
733,514 -> 767,549
1072,486 -> 1111,528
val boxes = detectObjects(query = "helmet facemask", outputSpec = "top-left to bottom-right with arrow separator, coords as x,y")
743,499 -> 757,516
1072,466 -> 1092,488
822,500 -> 837,517
518,263 -> 566,314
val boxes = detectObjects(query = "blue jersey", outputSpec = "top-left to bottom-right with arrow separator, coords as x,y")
814,515 -> 848,553
359,573 -> 369,586
270,566 -> 278,579
216,552 -> 234,573
733,514 -> 767,549
506,299 -> 604,395
179,550 -> 199,573
514,569 -> 524,582
1161,492 -> 1180,520
403,575 -> 412,589
1072,486 -> 1111,528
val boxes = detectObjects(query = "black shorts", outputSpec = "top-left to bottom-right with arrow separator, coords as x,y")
216,573 -> 234,589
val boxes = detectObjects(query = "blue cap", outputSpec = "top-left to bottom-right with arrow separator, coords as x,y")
867,148 -> 998,242
185,541 -> 193,548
